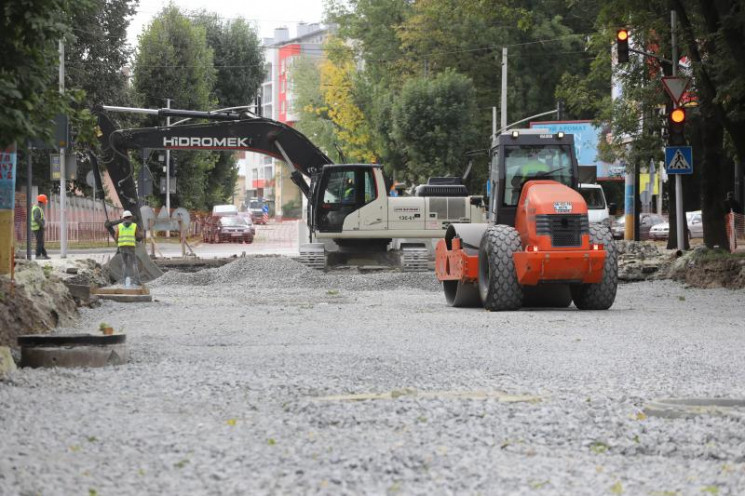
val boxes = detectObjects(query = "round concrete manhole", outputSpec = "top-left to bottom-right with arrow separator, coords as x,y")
644,398 -> 745,419
18,334 -> 128,368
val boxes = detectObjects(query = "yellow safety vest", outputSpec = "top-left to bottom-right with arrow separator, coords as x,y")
117,222 -> 137,247
31,205 -> 44,231
519,160 -> 550,176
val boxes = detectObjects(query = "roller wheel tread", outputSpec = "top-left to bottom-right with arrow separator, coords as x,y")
570,224 -> 618,310
479,225 -> 523,311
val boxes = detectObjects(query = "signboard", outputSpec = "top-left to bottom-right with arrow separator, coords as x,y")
0,145 -> 17,210
160,177 -> 177,194
530,121 -> 599,166
662,77 -> 691,105
665,146 -> 693,175
51,154 -> 61,180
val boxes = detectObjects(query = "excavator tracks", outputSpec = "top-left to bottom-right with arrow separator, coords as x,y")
400,246 -> 431,272
298,243 -> 327,270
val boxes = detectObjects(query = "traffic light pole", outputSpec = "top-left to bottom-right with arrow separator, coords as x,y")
165,98 -> 171,238
58,40 -> 68,258
671,11 -> 685,251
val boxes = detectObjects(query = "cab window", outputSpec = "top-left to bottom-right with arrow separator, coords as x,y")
504,145 -> 573,206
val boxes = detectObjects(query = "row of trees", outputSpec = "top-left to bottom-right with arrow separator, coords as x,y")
291,0 -> 742,248
3,1 -> 263,211
133,6 -> 264,210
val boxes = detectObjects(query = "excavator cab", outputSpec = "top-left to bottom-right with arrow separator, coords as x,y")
313,165 -> 379,233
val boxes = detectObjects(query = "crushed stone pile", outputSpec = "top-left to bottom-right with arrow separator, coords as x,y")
0,261 -> 78,349
61,259 -> 111,287
615,241 -> 672,282
151,255 -> 441,293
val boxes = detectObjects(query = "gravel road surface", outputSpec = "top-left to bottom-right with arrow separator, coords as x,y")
1,256 -> 744,495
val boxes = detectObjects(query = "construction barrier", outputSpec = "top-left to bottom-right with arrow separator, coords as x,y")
725,212 -> 745,253
14,193 -> 122,245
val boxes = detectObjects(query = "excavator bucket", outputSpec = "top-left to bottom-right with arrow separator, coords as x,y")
106,244 -> 163,284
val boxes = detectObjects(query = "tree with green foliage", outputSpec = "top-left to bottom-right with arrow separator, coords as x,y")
391,70 -> 479,182
65,0 -> 137,107
323,0 -> 600,189
192,13 -> 265,109
559,1 -> 743,250
1,0 -> 75,147
191,12 -> 265,206
134,5 -> 217,211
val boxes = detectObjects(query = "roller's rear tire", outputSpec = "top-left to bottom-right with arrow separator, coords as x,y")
443,280 -> 482,307
478,225 -> 523,311
570,225 -> 618,310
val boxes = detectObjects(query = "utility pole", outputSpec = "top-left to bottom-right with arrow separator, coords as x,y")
59,39 -> 67,258
671,11 -> 685,251
500,47 -> 508,131
26,140 -> 32,260
165,98 -> 171,237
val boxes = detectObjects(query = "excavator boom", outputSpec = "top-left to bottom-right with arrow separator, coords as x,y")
94,108 -> 333,223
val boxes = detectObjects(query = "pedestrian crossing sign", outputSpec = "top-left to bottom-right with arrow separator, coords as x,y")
665,146 -> 693,174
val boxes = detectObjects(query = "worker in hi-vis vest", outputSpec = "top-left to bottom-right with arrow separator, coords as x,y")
31,194 -> 50,260
113,210 -> 143,286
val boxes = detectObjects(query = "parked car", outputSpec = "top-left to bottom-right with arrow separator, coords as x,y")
203,215 -> 254,244
648,211 -> 703,241
649,222 -> 669,240
611,213 -> 667,240
687,211 -> 704,238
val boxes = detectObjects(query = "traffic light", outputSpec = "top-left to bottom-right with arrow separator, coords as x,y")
616,29 -> 629,63
668,107 -> 686,146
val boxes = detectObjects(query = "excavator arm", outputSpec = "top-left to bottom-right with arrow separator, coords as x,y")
94,107 -> 333,225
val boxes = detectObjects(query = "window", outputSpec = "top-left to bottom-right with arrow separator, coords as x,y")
324,170 -> 356,204
579,188 -> 606,209
503,145 -> 573,206
364,169 -> 376,203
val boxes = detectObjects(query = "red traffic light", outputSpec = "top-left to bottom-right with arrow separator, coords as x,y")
616,29 -> 629,42
670,107 -> 686,123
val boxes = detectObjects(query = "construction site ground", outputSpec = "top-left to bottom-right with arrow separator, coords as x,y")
1,226 -> 744,494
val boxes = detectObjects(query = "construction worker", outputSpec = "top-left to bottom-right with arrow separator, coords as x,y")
31,194 -> 50,260
342,177 -> 355,203
509,150 -> 551,204
724,191 -> 743,215
113,211 -> 143,286
518,149 -> 551,178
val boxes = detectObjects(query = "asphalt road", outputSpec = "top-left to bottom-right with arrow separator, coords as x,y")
1,256 -> 744,495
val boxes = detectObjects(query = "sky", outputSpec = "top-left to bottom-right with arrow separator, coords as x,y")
127,0 -> 327,49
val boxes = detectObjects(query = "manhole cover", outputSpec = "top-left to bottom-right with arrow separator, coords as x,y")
644,398 -> 745,419
18,334 -> 128,368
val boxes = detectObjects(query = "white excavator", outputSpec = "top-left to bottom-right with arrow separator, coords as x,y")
92,105 -> 485,272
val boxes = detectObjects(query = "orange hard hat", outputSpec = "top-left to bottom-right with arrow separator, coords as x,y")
37,194 -> 48,204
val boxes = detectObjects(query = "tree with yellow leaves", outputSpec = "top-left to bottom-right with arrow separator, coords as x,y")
320,38 -> 378,163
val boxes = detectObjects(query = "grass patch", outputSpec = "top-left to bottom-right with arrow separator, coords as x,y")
690,248 -> 745,261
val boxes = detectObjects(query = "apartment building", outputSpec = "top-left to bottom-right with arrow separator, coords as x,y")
240,23 -> 330,218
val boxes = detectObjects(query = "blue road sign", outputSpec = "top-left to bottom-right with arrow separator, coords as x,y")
665,146 -> 693,174
262,204 -> 269,214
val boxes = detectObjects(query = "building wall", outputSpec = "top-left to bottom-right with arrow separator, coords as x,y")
243,24 -> 331,219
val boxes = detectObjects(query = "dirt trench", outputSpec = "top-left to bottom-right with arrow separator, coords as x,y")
0,261 -> 78,350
